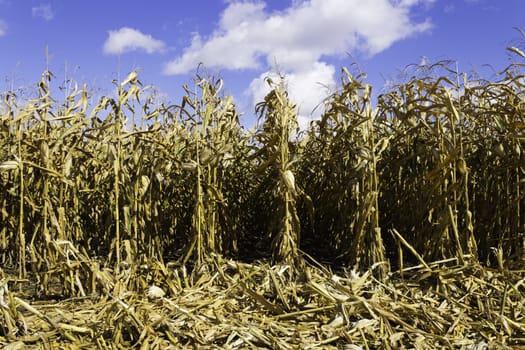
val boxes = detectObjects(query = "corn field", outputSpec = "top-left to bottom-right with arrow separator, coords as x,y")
0,48 -> 524,348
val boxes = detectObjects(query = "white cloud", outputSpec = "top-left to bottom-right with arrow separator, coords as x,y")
0,20 -> 6,36
164,0 -> 433,124
165,0 -> 432,74
103,27 -> 166,55
32,4 -> 54,21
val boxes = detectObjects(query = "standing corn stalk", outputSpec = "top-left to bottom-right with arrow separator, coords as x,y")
304,68 -> 387,277
254,78 -> 303,270
102,71 -> 141,272
177,71 -> 241,266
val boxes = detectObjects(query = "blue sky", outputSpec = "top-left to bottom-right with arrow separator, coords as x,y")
0,0 -> 524,126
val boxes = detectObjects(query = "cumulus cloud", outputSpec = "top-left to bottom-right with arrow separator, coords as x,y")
164,0 -> 433,122
103,27 -> 166,55
32,4 -> 54,21
0,20 -> 6,36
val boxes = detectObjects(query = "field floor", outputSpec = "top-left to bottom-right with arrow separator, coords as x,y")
0,255 -> 524,349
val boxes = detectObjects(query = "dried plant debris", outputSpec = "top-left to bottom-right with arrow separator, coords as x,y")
0,255 -> 523,348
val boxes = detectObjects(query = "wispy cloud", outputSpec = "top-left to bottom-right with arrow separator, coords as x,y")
444,4 -> 455,13
32,4 -> 54,21
0,20 -> 7,36
103,27 -> 166,55
163,0 -> 433,121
